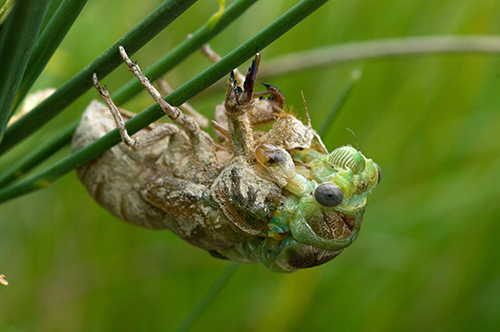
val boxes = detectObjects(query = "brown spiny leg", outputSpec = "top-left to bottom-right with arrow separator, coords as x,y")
212,81 -> 287,147
202,45 -> 286,143
301,91 -> 328,154
246,82 -> 285,127
224,52 -> 260,160
92,73 -> 179,149
211,110 -> 231,146
254,82 -> 285,108
156,78 -> 209,129
117,46 -> 217,167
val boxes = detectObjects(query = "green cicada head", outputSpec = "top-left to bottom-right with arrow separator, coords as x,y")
285,145 -> 381,252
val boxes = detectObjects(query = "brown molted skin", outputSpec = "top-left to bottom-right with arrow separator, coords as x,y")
73,51 -> 373,272
72,101 -> 286,252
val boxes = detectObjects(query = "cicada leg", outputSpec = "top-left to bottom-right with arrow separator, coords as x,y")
201,44 -> 285,121
115,46 -> 217,165
92,73 -> 178,149
221,53 -> 260,160
156,78 -> 209,129
202,45 -> 287,149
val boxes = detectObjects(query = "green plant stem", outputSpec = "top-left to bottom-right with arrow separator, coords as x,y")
0,0 -> 51,142
111,0 -> 258,105
0,0 -> 14,25
175,263 -> 238,332
39,0 -> 64,33
0,0 -> 329,203
0,0 -> 258,188
0,0 -> 196,156
0,123 -> 76,188
258,35 -> 500,77
199,35 -> 500,96
13,0 -> 89,112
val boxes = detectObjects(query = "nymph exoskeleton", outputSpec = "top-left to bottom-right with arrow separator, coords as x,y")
72,46 -> 381,272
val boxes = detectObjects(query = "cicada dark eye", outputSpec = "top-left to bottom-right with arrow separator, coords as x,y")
374,162 -> 382,184
314,183 -> 344,207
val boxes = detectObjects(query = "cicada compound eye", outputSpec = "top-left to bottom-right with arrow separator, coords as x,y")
314,183 -> 344,207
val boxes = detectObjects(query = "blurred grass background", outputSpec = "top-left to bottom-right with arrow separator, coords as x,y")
1,0 -> 500,331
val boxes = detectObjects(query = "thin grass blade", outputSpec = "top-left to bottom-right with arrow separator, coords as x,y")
0,122 -> 76,188
0,0 -> 197,156
111,0 -> 258,105
175,264 -> 239,332
0,0 -> 51,142
13,0 -> 89,112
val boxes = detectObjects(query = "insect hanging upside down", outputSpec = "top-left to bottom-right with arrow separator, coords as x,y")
72,46 -> 381,273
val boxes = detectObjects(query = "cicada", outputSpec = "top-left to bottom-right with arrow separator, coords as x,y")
72,46 -> 381,273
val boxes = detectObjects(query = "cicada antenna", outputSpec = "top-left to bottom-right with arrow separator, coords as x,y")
301,91 -> 312,129
346,127 -> 361,151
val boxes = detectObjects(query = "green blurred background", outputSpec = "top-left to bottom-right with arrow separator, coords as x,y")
2,0 -> 500,331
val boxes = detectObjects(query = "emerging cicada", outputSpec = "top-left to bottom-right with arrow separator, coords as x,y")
72,46 -> 381,273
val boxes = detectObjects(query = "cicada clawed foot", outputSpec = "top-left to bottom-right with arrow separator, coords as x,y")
224,52 -> 260,117
220,51 -> 290,161
255,82 -> 285,109
92,73 -> 140,149
221,52 -> 262,159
